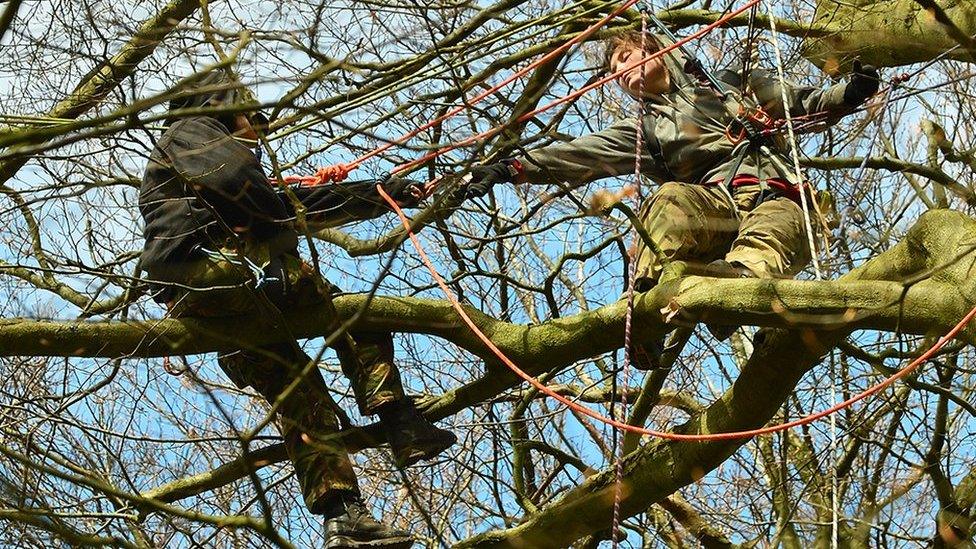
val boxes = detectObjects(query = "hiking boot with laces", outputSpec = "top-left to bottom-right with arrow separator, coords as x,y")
379,401 -> 457,468
323,498 -> 414,549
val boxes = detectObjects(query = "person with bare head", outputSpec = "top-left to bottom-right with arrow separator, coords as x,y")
456,27 -> 879,347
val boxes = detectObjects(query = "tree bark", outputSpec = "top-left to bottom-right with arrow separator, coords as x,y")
803,0 -> 976,72
454,209 -> 976,548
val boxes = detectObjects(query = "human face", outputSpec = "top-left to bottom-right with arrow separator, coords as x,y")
609,43 -> 670,98
233,113 -> 259,141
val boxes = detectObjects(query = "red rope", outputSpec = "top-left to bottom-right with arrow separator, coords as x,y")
376,182 -> 976,441
291,0 -> 640,185
390,0 -> 761,176
280,163 -> 353,187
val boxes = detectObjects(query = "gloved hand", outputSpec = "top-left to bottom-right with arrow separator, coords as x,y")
844,60 -> 880,107
454,159 -> 522,200
380,176 -> 426,208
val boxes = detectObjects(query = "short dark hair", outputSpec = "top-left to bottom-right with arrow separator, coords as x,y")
603,30 -> 662,71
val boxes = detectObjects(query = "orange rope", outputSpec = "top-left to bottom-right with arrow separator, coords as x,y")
290,0 -> 640,186
390,0 -> 762,176
292,0 -> 760,185
280,163 -> 352,186
376,182 -> 976,441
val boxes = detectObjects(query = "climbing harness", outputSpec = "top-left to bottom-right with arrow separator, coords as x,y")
724,104 -> 774,145
278,0 -> 973,448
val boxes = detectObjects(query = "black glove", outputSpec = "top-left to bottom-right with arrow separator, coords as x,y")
844,60 -> 880,107
380,176 -> 425,208
454,159 -> 521,200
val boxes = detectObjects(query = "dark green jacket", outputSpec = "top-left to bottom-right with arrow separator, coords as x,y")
139,116 -> 401,276
517,38 -> 854,187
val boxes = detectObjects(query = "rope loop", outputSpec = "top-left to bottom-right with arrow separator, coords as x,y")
280,163 -> 353,187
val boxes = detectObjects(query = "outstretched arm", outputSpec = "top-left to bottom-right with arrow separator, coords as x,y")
517,117 -> 667,186
285,177 -> 423,228
748,63 -> 879,125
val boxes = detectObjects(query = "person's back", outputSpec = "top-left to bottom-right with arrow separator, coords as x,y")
140,71 -> 455,549
140,115 -> 298,288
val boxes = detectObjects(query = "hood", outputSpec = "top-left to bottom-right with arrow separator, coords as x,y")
168,70 -> 253,111
165,71 -> 262,128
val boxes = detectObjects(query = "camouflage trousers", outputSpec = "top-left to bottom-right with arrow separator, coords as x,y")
155,243 -> 406,513
633,182 -> 813,287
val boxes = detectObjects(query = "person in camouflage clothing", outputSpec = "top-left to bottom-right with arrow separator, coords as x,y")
458,30 -> 879,342
140,72 -> 455,548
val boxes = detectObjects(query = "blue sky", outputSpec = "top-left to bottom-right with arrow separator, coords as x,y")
0,0 -> 973,546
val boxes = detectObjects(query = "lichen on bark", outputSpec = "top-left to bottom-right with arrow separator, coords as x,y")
803,0 -> 976,72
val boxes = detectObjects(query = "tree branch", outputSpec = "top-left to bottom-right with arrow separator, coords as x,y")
0,0 -> 202,183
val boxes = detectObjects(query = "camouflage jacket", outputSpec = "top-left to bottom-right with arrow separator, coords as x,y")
139,116 -> 400,274
517,39 -> 855,189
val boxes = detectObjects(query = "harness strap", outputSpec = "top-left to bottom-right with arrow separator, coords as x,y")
704,174 -> 807,207
640,112 -> 674,181
715,140 -> 751,217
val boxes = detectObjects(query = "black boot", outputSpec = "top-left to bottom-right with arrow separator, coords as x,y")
702,259 -> 755,279
379,401 -> 457,468
632,338 -> 664,371
323,494 -> 414,549
703,260 -> 755,341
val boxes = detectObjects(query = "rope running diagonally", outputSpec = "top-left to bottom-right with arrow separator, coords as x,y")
284,0 -> 761,186
389,0 -> 762,178
287,0 -> 641,185
375,183 -> 976,441
763,0 -> 822,280
761,2 -> 835,544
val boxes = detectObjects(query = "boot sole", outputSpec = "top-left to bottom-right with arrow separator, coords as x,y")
706,322 -> 737,342
325,534 -> 414,549
395,431 -> 457,468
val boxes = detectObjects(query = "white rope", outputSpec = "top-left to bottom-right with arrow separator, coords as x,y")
763,0 -> 822,280
764,2 -> 835,546
611,11 -> 649,547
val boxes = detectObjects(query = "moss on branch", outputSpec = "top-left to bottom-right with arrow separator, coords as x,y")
803,0 -> 976,71
454,210 -> 976,547
5,210 -> 976,521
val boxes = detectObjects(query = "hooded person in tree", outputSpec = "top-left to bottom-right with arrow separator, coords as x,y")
139,71 -> 455,548
456,28 -> 879,347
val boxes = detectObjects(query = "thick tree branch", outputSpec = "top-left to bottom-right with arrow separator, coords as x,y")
454,209 -> 976,547
0,0 -> 201,183
803,0 -> 976,71
1,275 -> 970,360
4,210 -> 976,516
911,0 -> 976,62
